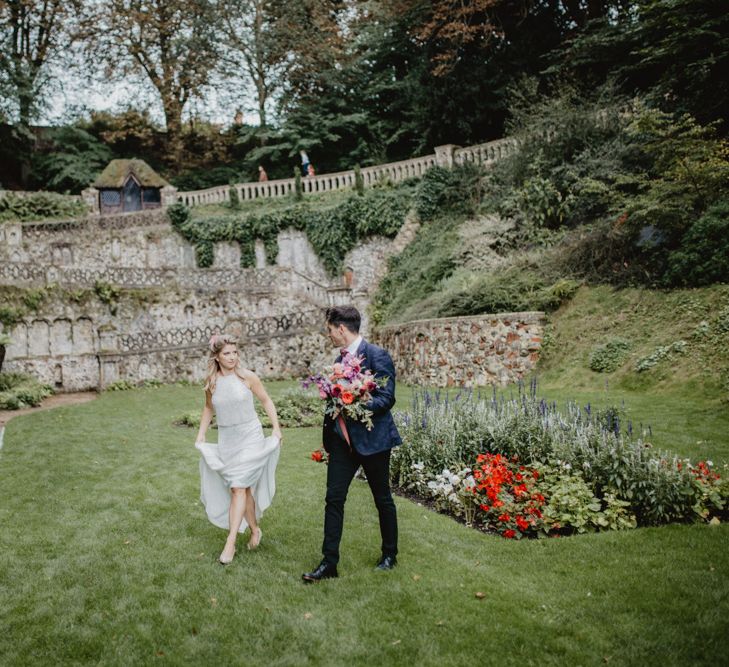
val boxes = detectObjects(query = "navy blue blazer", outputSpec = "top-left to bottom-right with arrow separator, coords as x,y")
323,339 -> 402,456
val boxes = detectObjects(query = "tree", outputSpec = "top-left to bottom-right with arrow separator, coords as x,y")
31,126 -> 113,193
0,0 -> 82,126
552,0 -> 729,130
91,0 -> 220,165
218,0 -> 282,129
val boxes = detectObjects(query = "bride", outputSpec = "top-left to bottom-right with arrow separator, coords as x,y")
195,334 -> 282,564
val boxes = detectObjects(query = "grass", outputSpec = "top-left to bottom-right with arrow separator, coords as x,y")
1,383 -> 728,665
539,284 -> 729,397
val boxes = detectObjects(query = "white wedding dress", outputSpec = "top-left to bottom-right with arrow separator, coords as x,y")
195,373 -> 280,532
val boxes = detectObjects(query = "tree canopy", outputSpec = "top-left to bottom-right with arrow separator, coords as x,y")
1,0 -> 727,189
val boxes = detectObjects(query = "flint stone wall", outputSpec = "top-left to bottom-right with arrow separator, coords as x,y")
0,206 -> 412,390
374,312 -> 546,387
1,287 -> 337,390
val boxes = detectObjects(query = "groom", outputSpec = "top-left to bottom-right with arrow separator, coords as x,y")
302,305 -> 401,583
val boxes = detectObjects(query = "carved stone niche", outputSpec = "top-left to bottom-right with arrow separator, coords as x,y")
51,243 -> 74,266
51,319 -> 73,356
29,319 -> 51,357
98,324 -> 118,353
5,223 -> 22,246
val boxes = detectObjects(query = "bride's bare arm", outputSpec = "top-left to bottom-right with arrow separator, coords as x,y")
244,371 -> 283,442
195,390 -> 214,444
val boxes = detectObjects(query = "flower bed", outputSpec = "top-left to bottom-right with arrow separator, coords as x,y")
392,383 -> 728,538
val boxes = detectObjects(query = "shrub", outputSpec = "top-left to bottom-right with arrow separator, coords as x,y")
105,379 -> 163,392
294,167 -> 303,202
228,186 -> 241,210
174,387 -> 322,429
0,305 -> 25,329
589,338 -> 631,373
354,164 -> 364,196
0,372 -> 53,409
173,411 -> 209,428
257,387 -> 322,428
167,201 -> 191,228
171,166 -> 240,191
536,464 -> 636,533
94,281 -> 121,315
30,126 -> 113,194
635,340 -> 687,372
415,163 -> 482,221
0,191 -> 87,222
664,201 -> 729,287
514,177 -> 573,229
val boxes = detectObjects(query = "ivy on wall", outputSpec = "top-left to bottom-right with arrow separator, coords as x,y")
168,187 -> 414,275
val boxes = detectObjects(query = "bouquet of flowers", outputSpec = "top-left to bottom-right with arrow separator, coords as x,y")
304,351 -> 387,432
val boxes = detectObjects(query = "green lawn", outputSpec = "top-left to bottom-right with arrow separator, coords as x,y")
1,384 -> 728,666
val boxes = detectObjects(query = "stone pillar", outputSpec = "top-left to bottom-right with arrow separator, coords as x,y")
81,187 -> 100,215
434,145 -> 459,169
161,185 -> 179,207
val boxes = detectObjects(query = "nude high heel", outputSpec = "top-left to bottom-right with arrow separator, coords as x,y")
247,527 -> 262,550
219,545 -> 236,565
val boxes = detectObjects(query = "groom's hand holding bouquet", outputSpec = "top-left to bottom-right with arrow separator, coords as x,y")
304,350 -> 387,443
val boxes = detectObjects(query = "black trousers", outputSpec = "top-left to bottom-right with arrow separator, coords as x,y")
322,436 -> 398,566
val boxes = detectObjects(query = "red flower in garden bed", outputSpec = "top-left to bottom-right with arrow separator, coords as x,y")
470,453 -> 547,539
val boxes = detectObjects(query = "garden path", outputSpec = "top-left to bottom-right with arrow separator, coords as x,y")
0,391 -> 97,428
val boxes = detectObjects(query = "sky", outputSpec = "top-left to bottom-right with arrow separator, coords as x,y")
41,58 -> 257,129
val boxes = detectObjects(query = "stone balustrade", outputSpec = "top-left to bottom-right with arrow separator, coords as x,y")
177,137 -> 510,207
454,138 -> 518,166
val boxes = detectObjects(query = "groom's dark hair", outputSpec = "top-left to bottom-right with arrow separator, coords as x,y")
325,305 -> 361,333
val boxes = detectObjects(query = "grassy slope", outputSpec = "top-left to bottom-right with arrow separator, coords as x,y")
528,284 -> 729,462
1,384 -> 728,666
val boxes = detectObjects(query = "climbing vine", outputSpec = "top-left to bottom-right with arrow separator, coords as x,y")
168,187 -> 414,275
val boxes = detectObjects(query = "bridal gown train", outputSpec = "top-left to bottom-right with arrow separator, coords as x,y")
195,373 -> 280,532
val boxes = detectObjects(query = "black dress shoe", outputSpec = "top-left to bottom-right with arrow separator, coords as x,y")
302,561 -> 338,583
375,555 -> 397,570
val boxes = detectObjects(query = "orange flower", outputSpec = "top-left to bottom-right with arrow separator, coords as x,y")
311,450 -> 323,462
341,391 -> 355,404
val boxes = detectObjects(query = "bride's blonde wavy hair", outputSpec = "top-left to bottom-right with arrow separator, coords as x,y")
204,333 -> 243,394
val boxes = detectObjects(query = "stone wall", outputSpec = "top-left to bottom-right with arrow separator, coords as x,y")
373,312 -> 545,387
0,207 -> 409,390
